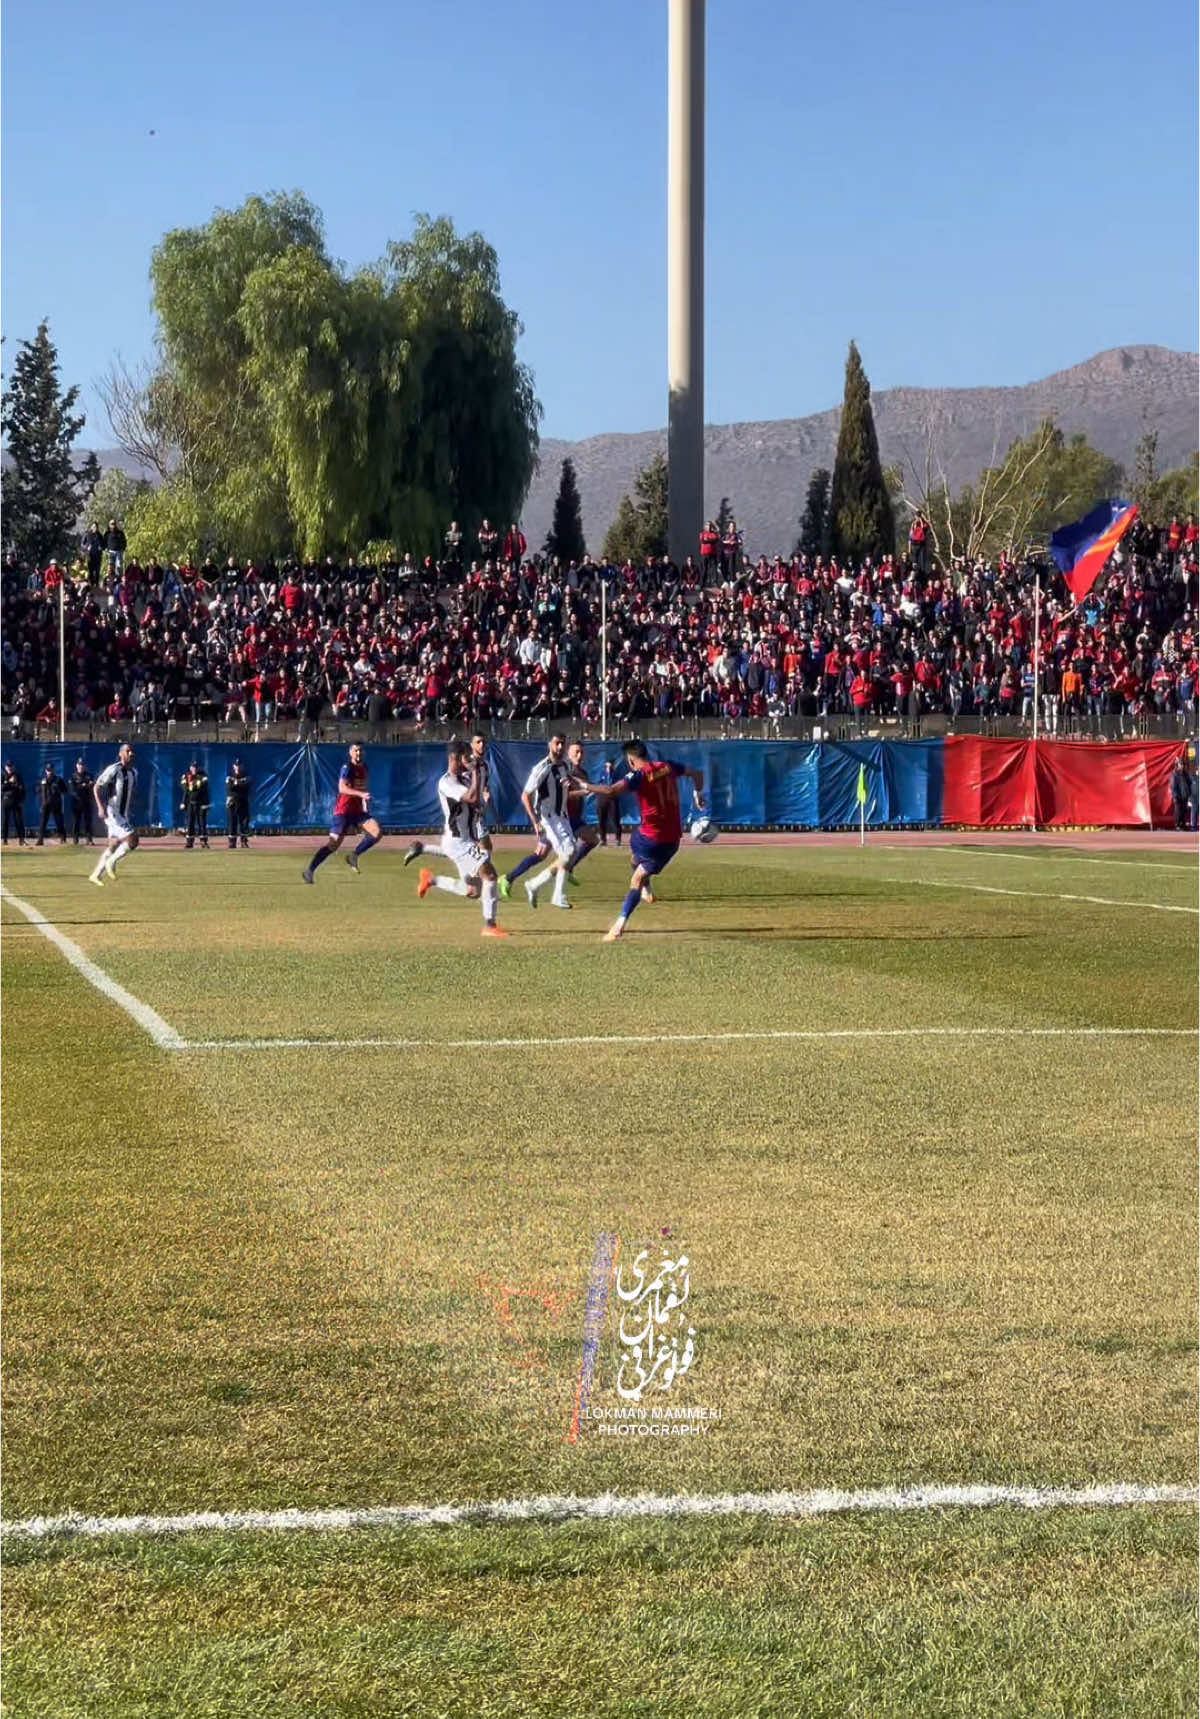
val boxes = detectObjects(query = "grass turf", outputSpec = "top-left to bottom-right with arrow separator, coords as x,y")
1,839 -> 1196,1714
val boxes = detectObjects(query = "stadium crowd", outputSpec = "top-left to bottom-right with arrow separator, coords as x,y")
2,512 -> 1197,738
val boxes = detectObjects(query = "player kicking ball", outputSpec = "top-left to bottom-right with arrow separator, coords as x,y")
584,739 -> 706,941
416,739 -> 508,938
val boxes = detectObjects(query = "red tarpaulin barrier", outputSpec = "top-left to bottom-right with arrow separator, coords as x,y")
943,737 -> 1186,828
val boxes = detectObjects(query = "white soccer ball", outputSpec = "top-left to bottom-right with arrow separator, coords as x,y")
690,816 -> 718,844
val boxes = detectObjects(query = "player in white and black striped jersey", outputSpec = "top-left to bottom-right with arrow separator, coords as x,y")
89,743 -> 140,886
404,732 -> 493,869
414,739 -> 508,937
499,733 -> 580,911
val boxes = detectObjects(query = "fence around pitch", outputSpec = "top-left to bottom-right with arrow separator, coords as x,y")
0,738 -> 1187,833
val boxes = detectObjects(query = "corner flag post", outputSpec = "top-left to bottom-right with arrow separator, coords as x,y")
857,761 -> 868,846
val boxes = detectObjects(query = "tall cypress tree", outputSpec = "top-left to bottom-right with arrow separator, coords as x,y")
828,342 -> 893,564
543,456 -> 587,562
796,467 -> 831,557
1,322 -> 100,567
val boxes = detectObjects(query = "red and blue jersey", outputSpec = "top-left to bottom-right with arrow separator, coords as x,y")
619,759 -> 688,843
335,761 -> 368,817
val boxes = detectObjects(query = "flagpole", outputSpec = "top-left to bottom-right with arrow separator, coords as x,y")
1030,566 -> 1040,831
58,576 -> 66,744
859,793 -> 865,847
600,575 -> 608,743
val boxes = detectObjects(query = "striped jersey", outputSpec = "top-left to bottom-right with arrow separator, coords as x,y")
468,757 -> 491,843
438,770 -> 474,841
523,755 -> 574,820
95,760 -> 137,821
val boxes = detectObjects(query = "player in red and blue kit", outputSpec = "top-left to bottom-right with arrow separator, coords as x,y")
302,743 -> 383,883
585,738 -> 706,941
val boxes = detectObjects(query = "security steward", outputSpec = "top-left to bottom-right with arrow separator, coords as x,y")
69,758 -> 95,843
37,762 -> 67,845
226,758 -> 251,848
181,761 -> 211,848
2,762 -> 26,845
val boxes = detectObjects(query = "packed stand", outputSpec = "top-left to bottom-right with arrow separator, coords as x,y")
2,512 -> 1197,738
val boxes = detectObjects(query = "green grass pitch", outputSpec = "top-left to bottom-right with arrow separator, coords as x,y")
2,837 -> 1196,1717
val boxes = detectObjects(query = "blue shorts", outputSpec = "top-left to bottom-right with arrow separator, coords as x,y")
330,810 -> 366,838
631,831 -> 679,876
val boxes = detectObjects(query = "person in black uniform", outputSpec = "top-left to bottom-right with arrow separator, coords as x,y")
1,761 -> 26,844
69,758 -> 95,843
36,762 -> 67,845
1170,755 -> 1194,832
226,759 -> 251,848
181,761 -> 211,848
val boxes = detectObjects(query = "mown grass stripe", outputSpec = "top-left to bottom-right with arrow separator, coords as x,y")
4,1483 -> 1195,1543
876,875 -> 1198,913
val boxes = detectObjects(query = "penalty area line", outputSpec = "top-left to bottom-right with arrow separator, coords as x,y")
0,886 -> 186,1051
3,1482 -> 1195,1544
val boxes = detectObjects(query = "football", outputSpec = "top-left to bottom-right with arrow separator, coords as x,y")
690,816 -> 718,844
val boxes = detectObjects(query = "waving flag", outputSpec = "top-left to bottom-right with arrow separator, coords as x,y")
1049,501 -> 1138,605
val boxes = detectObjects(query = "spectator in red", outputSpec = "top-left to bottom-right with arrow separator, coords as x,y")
503,524 -> 527,568
699,520 -> 719,581
849,669 -> 873,734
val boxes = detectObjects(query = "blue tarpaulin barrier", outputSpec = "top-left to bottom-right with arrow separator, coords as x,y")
0,739 -> 944,832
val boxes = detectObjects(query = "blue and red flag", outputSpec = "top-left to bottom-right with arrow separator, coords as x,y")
1048,500 -> 1138,605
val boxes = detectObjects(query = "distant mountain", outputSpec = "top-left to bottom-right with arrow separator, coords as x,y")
56,345 -> 1198,559
525,346 -> 1198,557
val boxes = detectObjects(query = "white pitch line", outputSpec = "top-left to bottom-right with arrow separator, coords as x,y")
934,847 -> 1198,875
3,1482 -> 1194,1544
179,1027 -> 1199,1053
0,886 -> 185,1050
877,875 -> 1198,915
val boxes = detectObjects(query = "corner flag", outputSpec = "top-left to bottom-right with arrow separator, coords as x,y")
856,764 -> 868,806
856,762 -> 868,846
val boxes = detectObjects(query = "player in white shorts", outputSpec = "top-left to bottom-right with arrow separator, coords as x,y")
404,731 -> 493,870
89,742 -> 139,886
511,732 -> 580,911
415,740 -> 508,938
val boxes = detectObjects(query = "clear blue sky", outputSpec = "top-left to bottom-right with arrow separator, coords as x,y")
3,0 -> 1196,446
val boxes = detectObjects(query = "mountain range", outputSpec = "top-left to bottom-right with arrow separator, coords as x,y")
77,345 -> 1197,558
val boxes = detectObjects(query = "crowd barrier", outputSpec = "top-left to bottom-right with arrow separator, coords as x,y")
0,737 -> 1186,833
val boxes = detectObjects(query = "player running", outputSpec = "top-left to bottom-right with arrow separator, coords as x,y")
584,739 -> 706,941
403,732 -> 492,870
560,739 -> 599,890
501,732 -> 579,911
89,742 -> 139,886
416,740 -> 508,937
302,743 -> 382,883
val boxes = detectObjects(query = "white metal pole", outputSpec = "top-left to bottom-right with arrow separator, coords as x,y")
59,577 -> 66,743
1032,570 -> 1040,745
600,576 -> 608,743
859,796 -> 865,847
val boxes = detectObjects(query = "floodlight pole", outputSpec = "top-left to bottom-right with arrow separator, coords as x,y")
600,575 -> 608,742
1030,567 -> 1041,831
667,0 -> 705,567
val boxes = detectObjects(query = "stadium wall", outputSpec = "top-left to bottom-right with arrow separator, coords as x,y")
0,739 -> 1185,832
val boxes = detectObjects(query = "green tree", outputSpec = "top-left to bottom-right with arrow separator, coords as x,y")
543,456 -> 586,562
1145,452 -> 1199,522
602,453 -> 669,563
85,467 -> 153,545
796,466 -> 831,558
114,194 -> 540,562
1130,428 -> 1160,517
1,322 -> 101,566
828,342 -> 894,564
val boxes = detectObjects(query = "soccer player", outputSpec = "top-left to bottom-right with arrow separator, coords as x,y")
403,732 -> 492,869
89,742 -> 139,886
584,739 -> 706,941
561,739 -> 599,889
502,732 -> 578,910
302,743 -> 382,883
416,740 -> 508,938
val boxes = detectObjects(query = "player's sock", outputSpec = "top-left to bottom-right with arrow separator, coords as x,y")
620,886 -> 642,922
551,868 -> 569,906
565,839 -> 592,873
528,865 -> 554,896
108,841 -> 131,872
353,832 -> 379,858
419,840 -> 447,859
433,877 -> 470,897
309,843 -> 334,873
481,878 -> 499,925
505,851 -> 541,885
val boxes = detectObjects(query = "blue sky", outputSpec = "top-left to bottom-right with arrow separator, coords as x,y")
3,0 -> 1196,445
